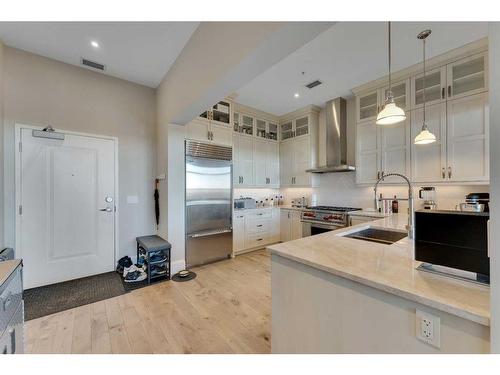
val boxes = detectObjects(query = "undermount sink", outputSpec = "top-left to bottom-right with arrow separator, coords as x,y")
342,227 -> 407,245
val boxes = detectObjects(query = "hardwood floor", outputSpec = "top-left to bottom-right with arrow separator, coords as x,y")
24,249 -> 271,354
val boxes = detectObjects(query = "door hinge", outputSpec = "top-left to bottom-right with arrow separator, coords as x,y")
18,142 -> 22,153
18,205 -> 22,215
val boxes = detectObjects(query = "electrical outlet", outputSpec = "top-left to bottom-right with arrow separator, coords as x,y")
416,309 -> 441,348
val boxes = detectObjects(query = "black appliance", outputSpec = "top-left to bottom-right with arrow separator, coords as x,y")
415,210 -> 489,283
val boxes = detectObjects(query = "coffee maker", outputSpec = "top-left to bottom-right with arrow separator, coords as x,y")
419,187 -> 437,210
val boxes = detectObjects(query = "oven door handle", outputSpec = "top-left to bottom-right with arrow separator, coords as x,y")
301,220 -> 343,230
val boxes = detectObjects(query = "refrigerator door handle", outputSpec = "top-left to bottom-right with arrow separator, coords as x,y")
187,228 -> 232,239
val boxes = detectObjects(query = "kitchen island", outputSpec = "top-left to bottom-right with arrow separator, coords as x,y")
267,214 -> 490,353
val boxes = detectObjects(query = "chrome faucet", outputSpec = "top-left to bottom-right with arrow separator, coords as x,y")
373,173 -> 414,239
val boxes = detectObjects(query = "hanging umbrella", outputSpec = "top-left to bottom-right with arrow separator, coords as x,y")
154,179 -> 160,230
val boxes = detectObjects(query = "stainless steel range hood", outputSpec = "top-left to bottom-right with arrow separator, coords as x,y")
307,97 -> 355,173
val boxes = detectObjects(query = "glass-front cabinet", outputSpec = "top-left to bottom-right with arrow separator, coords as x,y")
382,79 -> 410,111
280,116 -> 310,141
447,53 -> 488,100
280,121 -> 293,141
256,119 -> 267,138
357,90 -> 379,122
268,122 -> 278,141
200,101 -> 231,126
411,67 -> 446,108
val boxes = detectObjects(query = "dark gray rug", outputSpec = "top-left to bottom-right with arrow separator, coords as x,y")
23,272 -> 168,321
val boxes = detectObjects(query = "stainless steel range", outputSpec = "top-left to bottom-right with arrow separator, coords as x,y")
301,206 -> 362,237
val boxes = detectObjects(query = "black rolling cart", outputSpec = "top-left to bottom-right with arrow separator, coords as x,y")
136,235 -> 171,284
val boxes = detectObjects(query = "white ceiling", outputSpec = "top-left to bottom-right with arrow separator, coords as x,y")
0,22 -> 199,87
235,22 -> 489,115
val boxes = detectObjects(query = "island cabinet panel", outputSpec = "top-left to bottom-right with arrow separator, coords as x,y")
271,255 -> 490,354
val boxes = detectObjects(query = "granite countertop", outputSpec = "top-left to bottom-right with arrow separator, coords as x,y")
0,259 -> 22,286
267,214 -> 490,326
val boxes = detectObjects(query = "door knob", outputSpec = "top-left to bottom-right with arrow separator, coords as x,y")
99,207 -> 112,212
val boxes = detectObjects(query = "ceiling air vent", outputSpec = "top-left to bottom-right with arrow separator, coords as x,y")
305,80 -> 322,89
81,58 -> 106,71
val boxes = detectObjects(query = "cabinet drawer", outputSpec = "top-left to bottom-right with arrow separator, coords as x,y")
246,210 -> 272,220
245,232 -> 271,249
0,267 -> 22,336
246,218 -> 271,234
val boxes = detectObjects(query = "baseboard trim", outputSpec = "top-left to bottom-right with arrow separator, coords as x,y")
171,259 -> 186,275
234,242 -> 278,256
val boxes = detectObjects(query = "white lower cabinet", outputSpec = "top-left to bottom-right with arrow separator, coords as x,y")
280,209 -> 302,242
233,213 -> 246,253
233,208 -> 280,255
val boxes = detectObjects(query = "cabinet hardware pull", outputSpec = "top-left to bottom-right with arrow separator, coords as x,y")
448,85 -> 452,97
257,238 -> 263,241
208,131 -> 211,140
442,87 -> 445,99
377,171 -> 380,180
257,225 -> 263,227
448,166 -> 452,179
242,176 -> 244,184
442,167 -> 446,179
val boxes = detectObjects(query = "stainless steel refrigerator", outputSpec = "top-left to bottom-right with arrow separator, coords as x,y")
185,140 -> 232,268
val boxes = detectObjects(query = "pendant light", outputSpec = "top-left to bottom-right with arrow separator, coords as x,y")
376,22 -> 406,125
414,29 -> 437,145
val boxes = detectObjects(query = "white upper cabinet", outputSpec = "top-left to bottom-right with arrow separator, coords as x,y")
410,103 -> 447,183
233,134 -> 254,187
356,120 -> 380,184
188,100 -> 232,146
355,118 -> 410,185
356,90 -> 379,122
279,140 -> 294,186
446,53 -> 488,100
293,136 -> 311,186
379,118 -> 411,183
266,141 -> 280,187
279,108 -> 319,187
253,139 -> 268,186
411,66 -> 446,109
280,121 -> 294,141
382,79 -> 411,111
355,44 -> 489,185
446,93 -> 489,182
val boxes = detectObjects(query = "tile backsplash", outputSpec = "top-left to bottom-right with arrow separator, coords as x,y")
235,173 -> 488,211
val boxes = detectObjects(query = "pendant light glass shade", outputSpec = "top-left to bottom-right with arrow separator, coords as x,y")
414,126 -> 436,144
376,99 -> 406,125
376,22 -> 406,126
414,29 -> 436,145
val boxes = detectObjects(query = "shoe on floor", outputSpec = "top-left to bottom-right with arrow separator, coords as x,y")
123,264 -> 146,278
124,270 -> 147,283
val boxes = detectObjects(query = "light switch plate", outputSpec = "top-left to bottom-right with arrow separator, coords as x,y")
416,309 -> 440,348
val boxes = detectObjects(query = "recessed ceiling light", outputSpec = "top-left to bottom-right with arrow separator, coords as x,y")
294,93 -> 300,98
90,40 -> 99,48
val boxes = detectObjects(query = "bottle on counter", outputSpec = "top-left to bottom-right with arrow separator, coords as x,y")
392,195 -> 399,214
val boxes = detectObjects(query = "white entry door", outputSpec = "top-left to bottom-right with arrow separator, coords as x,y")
17,127 -> 117,289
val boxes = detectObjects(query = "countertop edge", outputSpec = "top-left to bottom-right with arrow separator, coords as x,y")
0,259 -> 22,287
268,248 -> 490,327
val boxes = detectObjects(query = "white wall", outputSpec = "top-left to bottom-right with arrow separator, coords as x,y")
489,22 -> 500,353
166,123 -> 187,274
2,47 -> 157,260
